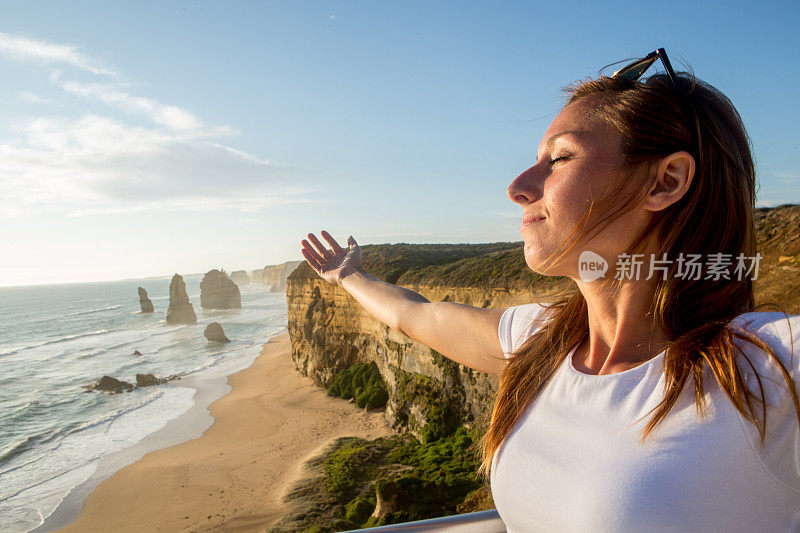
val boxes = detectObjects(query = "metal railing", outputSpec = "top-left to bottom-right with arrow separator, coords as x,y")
340,509 -> 506,532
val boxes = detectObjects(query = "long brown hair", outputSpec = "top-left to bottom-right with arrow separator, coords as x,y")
478,72 -> 800,478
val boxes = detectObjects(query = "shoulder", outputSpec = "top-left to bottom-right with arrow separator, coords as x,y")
728,311 -> 800,404
498,303 -> 555,357
729,311 -> 800,371
727,311 -> 800,493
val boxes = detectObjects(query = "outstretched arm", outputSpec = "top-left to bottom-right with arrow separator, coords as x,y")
301,231 -> 508,375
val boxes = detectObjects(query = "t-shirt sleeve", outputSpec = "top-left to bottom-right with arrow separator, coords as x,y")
498,302 -> 553,359
732,312 -> 800,493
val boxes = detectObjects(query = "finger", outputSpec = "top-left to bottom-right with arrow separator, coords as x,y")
321,230 -> 345,254
308,233 -> 333,260
301,239 -> 325,265
301,248 -> 322,271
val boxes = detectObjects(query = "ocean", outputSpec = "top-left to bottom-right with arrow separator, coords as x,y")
0,275 -> 287,532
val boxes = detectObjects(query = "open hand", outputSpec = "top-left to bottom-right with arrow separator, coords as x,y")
300,230 -> 363,286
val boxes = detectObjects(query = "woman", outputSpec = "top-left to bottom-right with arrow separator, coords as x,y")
300,51 -> 800,531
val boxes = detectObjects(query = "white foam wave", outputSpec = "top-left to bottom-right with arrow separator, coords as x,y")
68,305 -> 122,317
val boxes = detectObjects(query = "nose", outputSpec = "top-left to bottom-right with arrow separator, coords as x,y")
507,164 -> 543,206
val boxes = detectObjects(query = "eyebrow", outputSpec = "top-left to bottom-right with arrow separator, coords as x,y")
543,129 -> 583,150
535,129 -> 584,161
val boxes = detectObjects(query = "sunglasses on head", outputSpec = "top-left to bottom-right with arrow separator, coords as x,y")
611,48 -> 679,88
610,47 -> 697,150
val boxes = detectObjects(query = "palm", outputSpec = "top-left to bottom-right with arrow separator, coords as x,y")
301,230 -> 362,286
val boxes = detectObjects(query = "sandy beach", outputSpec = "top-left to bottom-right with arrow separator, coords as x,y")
55,332 -> 394,532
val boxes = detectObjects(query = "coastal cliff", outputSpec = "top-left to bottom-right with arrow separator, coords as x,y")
264,260 -> 303,292
286,242 -> 561,438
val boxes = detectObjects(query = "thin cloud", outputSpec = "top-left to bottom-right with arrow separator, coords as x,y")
0,31 -> 118,76
18,91 -> 56,105
0,33 -> 315,217
54,74 -> 230,135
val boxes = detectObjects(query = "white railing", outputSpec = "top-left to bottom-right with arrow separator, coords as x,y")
340,509 -> 506,532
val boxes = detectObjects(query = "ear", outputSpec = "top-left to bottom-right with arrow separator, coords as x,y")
643,151 -> 695,212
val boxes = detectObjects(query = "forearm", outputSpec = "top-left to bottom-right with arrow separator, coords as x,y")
341,269 -> 429,332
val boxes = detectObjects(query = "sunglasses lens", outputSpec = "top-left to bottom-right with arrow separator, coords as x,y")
612,56 -> 659,81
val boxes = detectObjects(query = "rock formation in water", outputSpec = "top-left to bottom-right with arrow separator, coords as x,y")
136,373 -> 165,387
263,260 -> 303,292
230,270 -> 251,286
204,322 -> 231,343
200,269 -> 241,309
166,274 -> 197,324
138,287 -> 154,313
90,375 -> 135,394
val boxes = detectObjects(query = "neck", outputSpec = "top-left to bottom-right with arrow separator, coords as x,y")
572,275 -> 668,375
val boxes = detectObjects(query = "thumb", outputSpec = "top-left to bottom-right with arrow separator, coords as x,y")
348,235 -> 357,248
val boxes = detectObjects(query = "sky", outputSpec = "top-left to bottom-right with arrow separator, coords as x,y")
0,1 -> 798,287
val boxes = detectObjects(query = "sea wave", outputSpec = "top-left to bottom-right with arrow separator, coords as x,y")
0,330 -> 111,357
68,305 -> 122,317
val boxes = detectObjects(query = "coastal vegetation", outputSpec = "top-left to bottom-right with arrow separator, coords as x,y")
274,428 -> 484,531
328,362 -> 389,409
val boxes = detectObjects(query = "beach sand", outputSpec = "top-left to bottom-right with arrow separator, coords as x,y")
55,332 -> 394,532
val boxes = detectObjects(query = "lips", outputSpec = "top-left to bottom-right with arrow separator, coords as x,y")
522,215 -> 546,225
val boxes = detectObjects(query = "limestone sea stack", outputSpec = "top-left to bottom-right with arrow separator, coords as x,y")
230,270 -> 251,286
138,287 -> 154,313
166,274 -> 197,325
204,322 -> 231,343
200,270 -> 241,309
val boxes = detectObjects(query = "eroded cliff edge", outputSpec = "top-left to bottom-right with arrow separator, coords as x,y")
286,242 -> 563,439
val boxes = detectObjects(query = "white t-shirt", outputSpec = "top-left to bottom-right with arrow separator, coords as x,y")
491,303 -> 800,532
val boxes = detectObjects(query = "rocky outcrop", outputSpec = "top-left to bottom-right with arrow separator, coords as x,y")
286,242 -> 553,440
136,373 -> 165,387
230,270 -> 251,286
263,260 -> 303,292
138,287 -> 154,313
89,375 -> 134,394
204,322 -> 231,343
200,269 -> 241,309
166,274 -> 197,325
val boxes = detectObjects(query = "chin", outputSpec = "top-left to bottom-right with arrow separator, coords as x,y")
523,246 -> 569,278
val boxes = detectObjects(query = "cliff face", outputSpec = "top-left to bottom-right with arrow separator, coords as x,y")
250,268 -> 265,285
287,276 -> 533,437
230,270 -> 251,286
286,242 -> 548,439
166,274 -> 197,325
200,270 -> 242,309
264,260 -> 303,292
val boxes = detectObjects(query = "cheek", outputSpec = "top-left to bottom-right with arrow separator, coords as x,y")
544,178 -> 591,224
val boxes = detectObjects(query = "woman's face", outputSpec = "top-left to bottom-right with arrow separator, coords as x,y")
507,97 -> 648,279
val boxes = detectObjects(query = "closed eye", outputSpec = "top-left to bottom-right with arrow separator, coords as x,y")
549,155 -> 570,165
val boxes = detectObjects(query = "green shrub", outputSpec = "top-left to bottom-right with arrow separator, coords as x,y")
323,439 -> 373,499
380,427 -> 482,522
329,362 -> 389,409
345,495 -> 375,524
